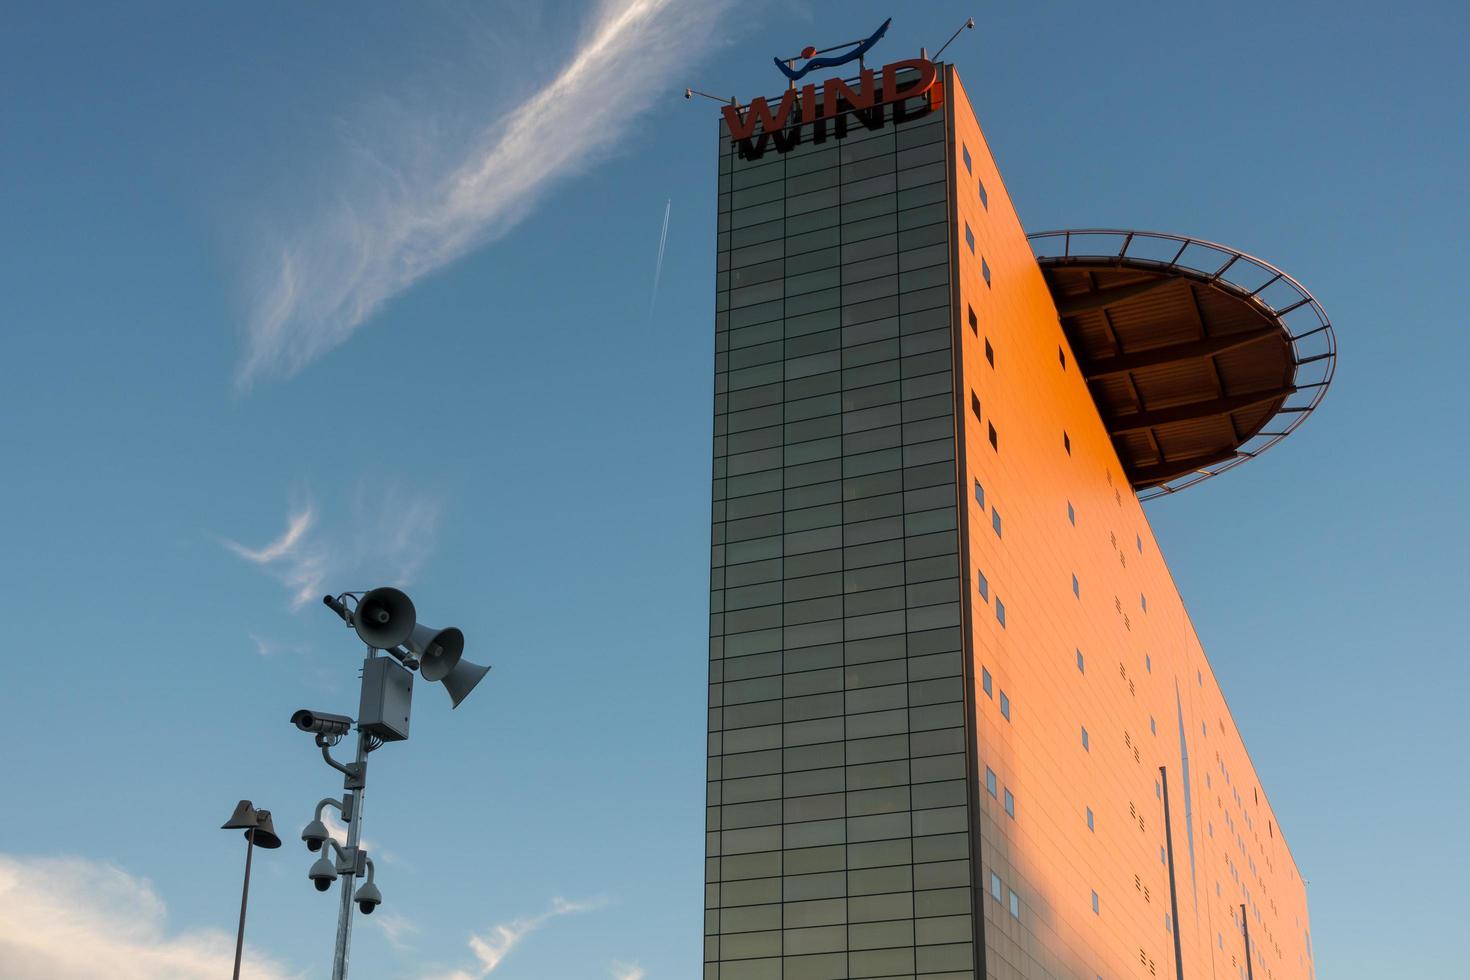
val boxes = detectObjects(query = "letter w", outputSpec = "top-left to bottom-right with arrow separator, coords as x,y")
722,91 -> 797,141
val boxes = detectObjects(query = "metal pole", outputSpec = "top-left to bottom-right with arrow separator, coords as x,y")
232,833 -> 254,980
1159,766 -> 1185,980
331,653 -> 372,980
1241,903 -> 1255,980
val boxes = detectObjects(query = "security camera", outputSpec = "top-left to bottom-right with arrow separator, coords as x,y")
291,709 -> 353,737
354,858 -> 382,914
308,853 -> 338,892
301,818 -> 330,853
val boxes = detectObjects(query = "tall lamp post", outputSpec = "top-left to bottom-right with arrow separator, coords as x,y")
221,799 -> 282,980
291,587 -> 490,980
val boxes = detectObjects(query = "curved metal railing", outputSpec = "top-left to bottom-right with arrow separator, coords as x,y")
1026,229 -> 1336,500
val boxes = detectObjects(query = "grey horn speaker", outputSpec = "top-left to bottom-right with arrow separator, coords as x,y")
441,658 -> 491,709
353,587 -> 416,650
404,623 -> 464,682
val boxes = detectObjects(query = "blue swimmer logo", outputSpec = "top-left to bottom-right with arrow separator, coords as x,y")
775,17 -> 892,82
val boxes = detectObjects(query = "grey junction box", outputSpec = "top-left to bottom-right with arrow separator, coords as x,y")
358,656 -> 412,742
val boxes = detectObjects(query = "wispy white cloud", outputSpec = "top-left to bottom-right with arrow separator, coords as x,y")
0,853 -> 296,980
421,896 -> 604,979
220,481 -> 442,611
370,910 -> 418,952
238,0 -> 731,388
611,962 -> 646,980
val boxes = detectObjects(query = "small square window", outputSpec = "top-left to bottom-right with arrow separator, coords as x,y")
999,691 -> 1010,719
988,422 -> 998,450
982,668 -> 993,697
984,338 -> 994,366
982,257 -> 991,286
995,598 -> 1006,628
978,179 -> 988,210
986,767 -> 997,797
990,872 -> 1002,900
1072,574 -> 1080,598
965,223 -> 976,253
992,510 -> 1002,537
1009,889 -> 1020,918
977,569 -> 989,601
1081,726 -> 1090,751
1091,890 -> 1100,915
971,391 -> 982,422
968,304 -> 978,334
962,143 -> 972,174
1086,807 -> 1095,831
1076,649 -> 1085,673
1067,502 -> 1075,525
973,477 -> 985,507
1063,431 -> 1071,455
1004,788 -> 1015,818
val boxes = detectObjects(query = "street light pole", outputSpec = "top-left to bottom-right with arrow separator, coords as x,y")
234,832 -> 254,980
221,800 -> 281,980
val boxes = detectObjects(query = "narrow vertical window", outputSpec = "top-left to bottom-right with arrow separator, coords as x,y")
1004,788 -> 1015,818
962,143 -> 972,173
1091,891 -> 1100,915
984,338 -> 995,366
1059,345 -> 1067,369
1145,654 -> 1152,673
971,391 -> 982,423
986,767 -> 997,797
1081,726 -> 1090,751
978,178 -> 988,210
990,873 -> 1002,900
982,257 -> 991,285
1063,431 -> 1071,455
999,691 -> 1010,719
977,570 -> 989,601
995,598 -> 1006,628
1068,502 -> 1075,525
968,304 -> 978,334
1009,890 -> 1020,918
988,422 -> 998,450
965,224 -> 976,253
992,509 -> 1002,537
1086,807 -> 1095,831
982,668 -> 993,697
1077,649 -> 1085,673
1072,574 -> 1080,598
1141,592 -> 1148,612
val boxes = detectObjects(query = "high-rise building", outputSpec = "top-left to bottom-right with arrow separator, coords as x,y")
705,54 -> 1331,980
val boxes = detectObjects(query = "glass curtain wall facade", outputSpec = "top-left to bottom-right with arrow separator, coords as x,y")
706,76 -> 980,980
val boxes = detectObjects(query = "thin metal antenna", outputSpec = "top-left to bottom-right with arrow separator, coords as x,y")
685,87 -> 738,107
932,17 -> 976,61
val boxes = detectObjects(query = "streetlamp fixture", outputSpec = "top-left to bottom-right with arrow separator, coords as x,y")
220,799 -> 282,980
291,587 -> 490,980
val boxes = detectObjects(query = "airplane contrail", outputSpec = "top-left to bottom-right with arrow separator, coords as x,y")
650,197 -> 671,316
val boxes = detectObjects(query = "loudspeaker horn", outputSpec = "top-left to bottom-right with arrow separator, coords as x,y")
404,623 -> 464,682
441,658 -> 491,709
353,587 -> 416,650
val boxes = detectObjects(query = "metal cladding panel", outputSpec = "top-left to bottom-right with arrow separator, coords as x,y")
708,75 -> 981,980
943,70 -> 1313,980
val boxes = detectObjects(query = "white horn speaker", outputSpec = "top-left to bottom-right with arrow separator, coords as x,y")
404,623 -> 464,682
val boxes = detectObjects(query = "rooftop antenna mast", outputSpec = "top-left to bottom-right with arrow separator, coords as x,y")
930,16 -> 976,61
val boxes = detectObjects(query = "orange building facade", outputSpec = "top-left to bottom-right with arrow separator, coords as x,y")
707,62 -> 1318,980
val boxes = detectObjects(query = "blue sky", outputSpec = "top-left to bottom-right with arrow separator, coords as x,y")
0,2 -> 1465,978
